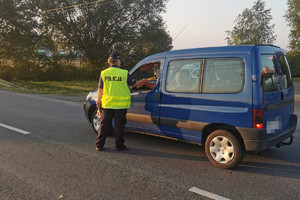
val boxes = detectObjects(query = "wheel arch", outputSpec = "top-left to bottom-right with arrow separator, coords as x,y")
88,104 -> 97,123
201,123 -> 245,150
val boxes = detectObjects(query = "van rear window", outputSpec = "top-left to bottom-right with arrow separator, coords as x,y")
260,55 -> 280,92
202,58 -> 244,93
277,55 -> 292,89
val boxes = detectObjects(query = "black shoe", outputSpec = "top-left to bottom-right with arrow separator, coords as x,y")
116,145 -> 126,151
96,146 -> 103,151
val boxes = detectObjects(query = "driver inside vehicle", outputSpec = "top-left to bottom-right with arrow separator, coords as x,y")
168,70 -> 192,92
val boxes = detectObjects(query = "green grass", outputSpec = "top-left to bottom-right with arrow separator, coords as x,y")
0,81 -> 98,95
294,77 -> 300,82
1,78 -> 299,95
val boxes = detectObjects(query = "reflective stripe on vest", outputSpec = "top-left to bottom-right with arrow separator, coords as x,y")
101,67 -> 131,109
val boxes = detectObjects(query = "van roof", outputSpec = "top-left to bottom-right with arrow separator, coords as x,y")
141,45 -> 283,61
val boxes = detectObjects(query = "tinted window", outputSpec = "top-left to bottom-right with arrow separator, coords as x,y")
260,55 -> 280,92
202,58 -> 244,93
166,59 -> 201,93
277,55 -> 292,89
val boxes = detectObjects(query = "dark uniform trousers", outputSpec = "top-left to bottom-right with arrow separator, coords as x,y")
95,108 -> 127,148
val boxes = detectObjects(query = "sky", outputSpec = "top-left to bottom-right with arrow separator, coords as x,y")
162,0 -> 290,50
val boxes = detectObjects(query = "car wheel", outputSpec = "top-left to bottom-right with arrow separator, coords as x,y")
205,129 -> 244,169
91,109 -> 100,134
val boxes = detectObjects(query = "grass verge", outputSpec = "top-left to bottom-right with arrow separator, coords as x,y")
0,81 -> 98,95
1,78 -> 299,95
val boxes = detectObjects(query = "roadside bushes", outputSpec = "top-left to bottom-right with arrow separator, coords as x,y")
0,64 -> 13,81
287,50 -> 300,77
2,50 -> 298,82
0,60 -> 100,81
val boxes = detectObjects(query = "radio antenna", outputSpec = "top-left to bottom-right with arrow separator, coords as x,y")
173,24 -> 188,41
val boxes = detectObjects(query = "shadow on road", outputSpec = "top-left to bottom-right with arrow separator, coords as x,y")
235,144 -> 300,179
115,146 -> 207,162
105,131 -> 208,162
236,161 -> 300,180
120,130 -> 300,179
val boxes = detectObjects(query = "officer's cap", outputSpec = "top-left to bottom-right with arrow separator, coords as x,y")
109,51 -> 122,60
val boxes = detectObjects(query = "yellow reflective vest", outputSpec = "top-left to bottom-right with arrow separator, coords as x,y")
101,67 -> 131,109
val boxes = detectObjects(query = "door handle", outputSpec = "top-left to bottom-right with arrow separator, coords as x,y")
156,90 -> 161,100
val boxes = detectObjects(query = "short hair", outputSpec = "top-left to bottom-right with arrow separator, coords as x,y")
107,57 -> 118,65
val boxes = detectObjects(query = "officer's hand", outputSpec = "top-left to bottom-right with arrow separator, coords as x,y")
96,101 -> 101,109
137,78 -> 147,88
143,78 -> 148,83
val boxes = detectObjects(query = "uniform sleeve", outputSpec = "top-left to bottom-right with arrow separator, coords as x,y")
98,73 -> 103,89
127,73 -> 136,86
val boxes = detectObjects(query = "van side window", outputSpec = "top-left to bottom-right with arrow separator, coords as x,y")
166,59 -> 201,93
277,55 -> 292,89
131,62 -> 160,91
202,58 -> 244,93
260,55 -> 280,92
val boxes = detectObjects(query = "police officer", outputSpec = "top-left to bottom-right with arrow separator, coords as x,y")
95,52 -> 146,151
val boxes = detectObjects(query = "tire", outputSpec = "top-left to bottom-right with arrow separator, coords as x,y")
205,129 -> 244,169
91,109 -> 100,134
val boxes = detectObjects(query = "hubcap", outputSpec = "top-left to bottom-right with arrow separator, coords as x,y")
209,136 -> 235,163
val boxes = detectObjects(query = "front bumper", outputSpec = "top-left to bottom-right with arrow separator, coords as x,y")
237,114 -> 297,152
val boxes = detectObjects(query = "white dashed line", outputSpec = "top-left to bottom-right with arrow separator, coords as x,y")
0,123 -> 31,135
188,187 -> 231,200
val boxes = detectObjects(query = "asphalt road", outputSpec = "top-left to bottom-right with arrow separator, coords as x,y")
0,88 -> 299,200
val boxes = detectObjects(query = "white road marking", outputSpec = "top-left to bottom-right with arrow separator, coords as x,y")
188,187 -> 231,200
0,123 -> 31,135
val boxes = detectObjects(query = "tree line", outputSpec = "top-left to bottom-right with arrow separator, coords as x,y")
0,0 -> 172,81
0,0 -> 299,82
226,0 -> 300,77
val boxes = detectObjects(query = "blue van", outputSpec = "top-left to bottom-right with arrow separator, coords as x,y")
84,45 -> 297,169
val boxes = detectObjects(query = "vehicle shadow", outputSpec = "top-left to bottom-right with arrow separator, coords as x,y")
108,131 -> 208,162
114,142 -> 300,180
108,131 -> 300,179
236,161 -> 300,180
116,146 -> 207,162
235,147 -> 300,179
